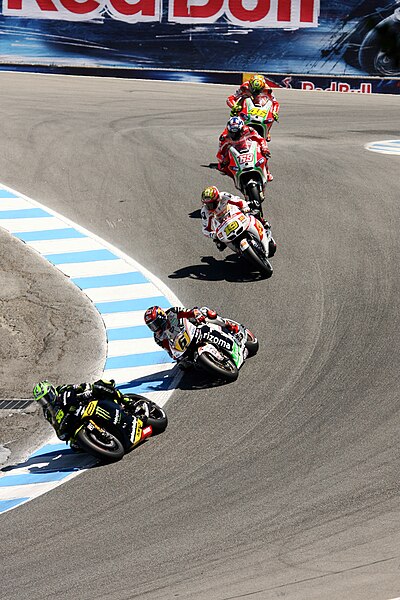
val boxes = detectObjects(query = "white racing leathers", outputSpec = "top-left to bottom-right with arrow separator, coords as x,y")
201,192 -> 249,239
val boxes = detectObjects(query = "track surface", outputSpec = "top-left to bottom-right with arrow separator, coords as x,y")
0,73 -> 400,600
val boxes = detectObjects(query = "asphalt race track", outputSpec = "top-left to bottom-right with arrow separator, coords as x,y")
0,73 -> 400,600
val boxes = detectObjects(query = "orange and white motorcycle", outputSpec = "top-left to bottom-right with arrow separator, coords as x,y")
214,206 -> 276,278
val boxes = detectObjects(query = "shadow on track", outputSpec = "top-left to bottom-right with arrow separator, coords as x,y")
1,447 -> 94,474
176,370 -> 233,390
169,254 -> 267,283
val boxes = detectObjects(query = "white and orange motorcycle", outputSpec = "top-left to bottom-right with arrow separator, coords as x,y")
213,206 -> 276,278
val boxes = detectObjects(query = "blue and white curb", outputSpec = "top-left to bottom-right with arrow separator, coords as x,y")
365,140 -> 400,155
0,183 -> 182,515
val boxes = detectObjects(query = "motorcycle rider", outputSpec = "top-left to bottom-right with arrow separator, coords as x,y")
32,379 -> 145,446
200,185 -> 276,255
217,116 -> 273,182
144,305 -> 240,367
227,74 -> 280,142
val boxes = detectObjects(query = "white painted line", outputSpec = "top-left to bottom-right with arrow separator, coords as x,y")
0,217 -> 67,233
57,259 -> 136,278
107,338 -> 162,357
103,309 -> 168,329
365,140 -> 400,155
28,237 -> 105,254
0,481 -> 75,500
103,362 -> 174,383
84,282 -> 162,303
0,198 -> 37,211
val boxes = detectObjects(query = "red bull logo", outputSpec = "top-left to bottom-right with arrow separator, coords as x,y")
301,81 -> 372,94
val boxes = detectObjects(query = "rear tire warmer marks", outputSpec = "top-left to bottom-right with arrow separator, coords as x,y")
0,184 -> 182,515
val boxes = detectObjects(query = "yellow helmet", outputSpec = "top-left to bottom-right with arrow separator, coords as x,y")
249,74 -> 266,95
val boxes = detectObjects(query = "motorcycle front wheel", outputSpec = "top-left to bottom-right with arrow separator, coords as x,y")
242,243 -> 273,278
197,350 -> 239,382
76,424 -> 125,462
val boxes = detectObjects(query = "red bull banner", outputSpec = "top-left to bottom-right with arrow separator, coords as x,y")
3,0 -> 319,27
0,0 -> 399,92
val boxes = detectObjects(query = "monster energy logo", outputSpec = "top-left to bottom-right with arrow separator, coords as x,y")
96,407 -> 111,420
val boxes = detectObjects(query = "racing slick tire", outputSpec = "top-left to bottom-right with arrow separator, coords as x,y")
197,350 -> 239,382
245,329 -> 259,357
76,425 -> 125,462
242,243 -> 273,278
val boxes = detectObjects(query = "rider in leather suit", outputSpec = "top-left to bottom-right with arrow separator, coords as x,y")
227,74 -> 280,142
144,306 -> 239,366
217,116 -> 273,182
200,186 -> 275,254
32,379 -> 143,446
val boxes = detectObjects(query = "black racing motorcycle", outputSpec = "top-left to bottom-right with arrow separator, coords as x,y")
72,394 -> 167,462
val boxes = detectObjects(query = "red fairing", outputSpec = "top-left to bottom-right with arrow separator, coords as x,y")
217,124 -> 269,166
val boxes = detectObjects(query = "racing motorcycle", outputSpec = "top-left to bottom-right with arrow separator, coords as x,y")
232,96 -> 277,140
222,139 -> 270,219
169,308 -> 259,382
214,207 -> 275,278
72,394 -> 167,462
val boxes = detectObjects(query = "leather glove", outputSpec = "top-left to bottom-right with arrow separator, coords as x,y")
192,308 -> 206,323
273,111 -> 279,122
230,102 -> 242,116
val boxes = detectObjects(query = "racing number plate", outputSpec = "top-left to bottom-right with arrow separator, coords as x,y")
224,220 -> 239,235
238,153 -> 253,165
174,330 -> 190,352
249,108 -> 267,118
134,418 -> 143,445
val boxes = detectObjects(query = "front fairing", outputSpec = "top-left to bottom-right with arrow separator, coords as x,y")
241,98 -> 274,136
215,211 -> 250,245
228,141 -> 268,190
74,398 -> 141,451
195,323 -> 245,369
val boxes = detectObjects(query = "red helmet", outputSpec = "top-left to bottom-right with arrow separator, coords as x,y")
201,186 -> 220,211
144,306 -> 168,335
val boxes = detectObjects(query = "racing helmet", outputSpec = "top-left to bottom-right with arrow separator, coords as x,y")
144,306 -> 168,335
249,74 -> 266,95
33,380 -> 57,407
201,186 -> 220,211
227,116 -> 244,140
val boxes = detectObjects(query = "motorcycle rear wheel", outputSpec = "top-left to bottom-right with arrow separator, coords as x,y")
146,402 -> 168,436
76,425 -> 125,462
245,329 -> 259,357
197,351 -> 238,382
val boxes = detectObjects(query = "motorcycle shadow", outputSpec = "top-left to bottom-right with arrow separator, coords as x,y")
169,254 -> 268,283
1,446 -> 94,474
188,209 -> 202,219
117,367 -> 179,395
176,369 -> 234,390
